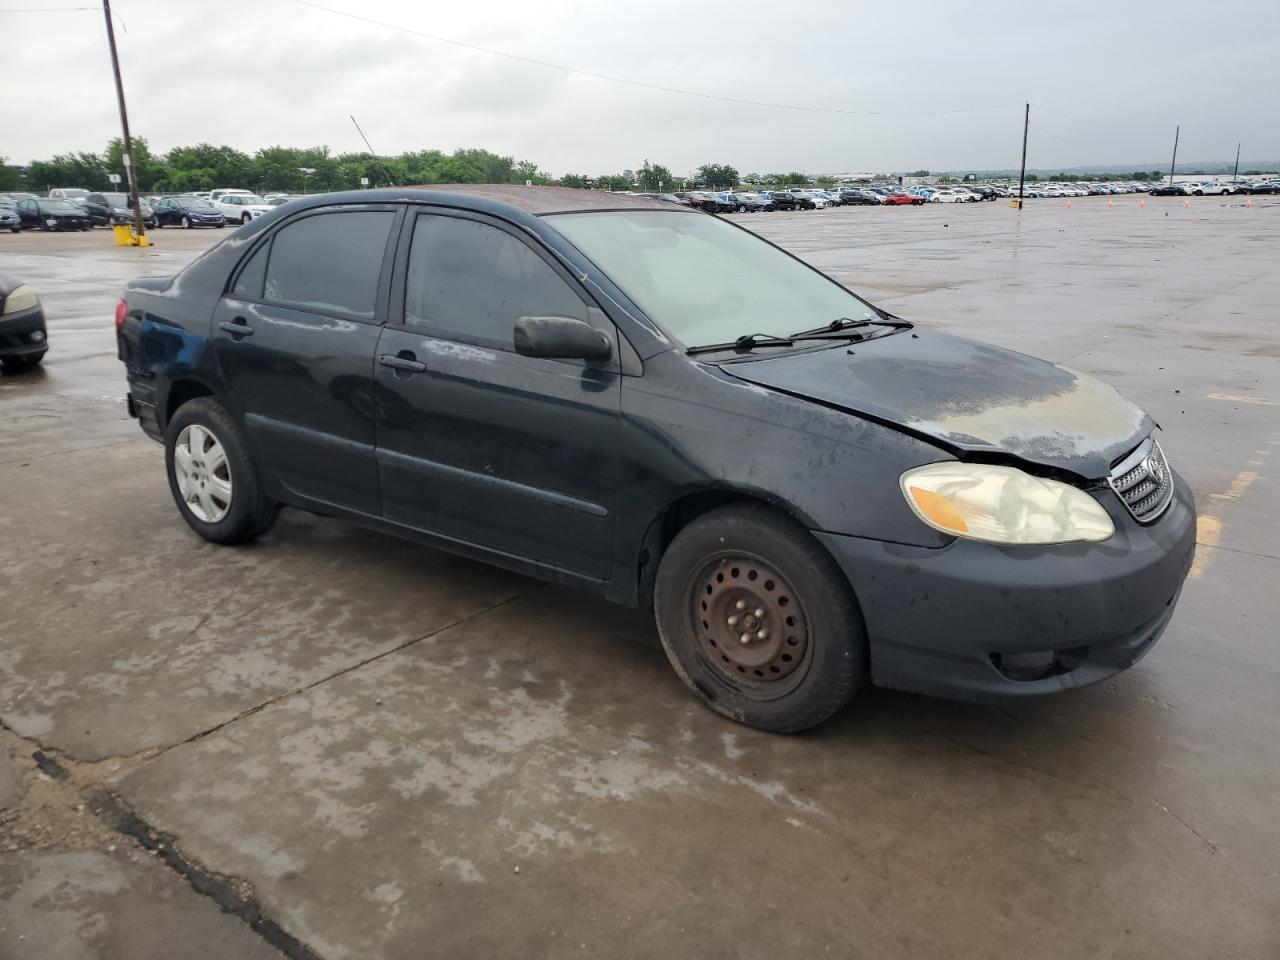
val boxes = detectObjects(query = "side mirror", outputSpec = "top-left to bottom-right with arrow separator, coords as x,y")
514,315 -> 613,361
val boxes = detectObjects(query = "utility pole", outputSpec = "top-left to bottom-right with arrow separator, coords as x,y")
1168,126 -> 1180,186
1232,142 -> 1240,184
102,0 -> 144,239
1016,102 -> 1029,209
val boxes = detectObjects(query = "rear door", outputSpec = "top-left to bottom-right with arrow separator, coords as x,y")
373,208 -> 622,579
211,204 -> 400,515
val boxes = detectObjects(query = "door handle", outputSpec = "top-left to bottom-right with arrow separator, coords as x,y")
377,353 -> 427,373
219,319 -> 254,337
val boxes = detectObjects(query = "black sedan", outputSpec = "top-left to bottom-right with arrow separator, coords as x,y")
838,190 -> 880,205
115,185 -> 1194,732
0,272 -> 48,369
1148,184 -> 1186,196
0,204 -> 19,233
768,192 -> 815,210
153,196 -> 227,228
1246,181 -> 1280,194
14,198 -> 91,231
82,192 -> 158,229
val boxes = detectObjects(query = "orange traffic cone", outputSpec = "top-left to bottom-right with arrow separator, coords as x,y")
1140,198 -> 1145,208
1107,198 -> 1113,208
1246,197 -> 1253,208
1183,199 -> 1190,208
1067,199 -> 1072,209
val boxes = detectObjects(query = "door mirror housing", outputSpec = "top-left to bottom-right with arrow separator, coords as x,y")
514,315 -> 613,361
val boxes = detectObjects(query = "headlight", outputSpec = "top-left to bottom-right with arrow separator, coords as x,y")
2,284 -> 39,315
900,462 -> 1114,545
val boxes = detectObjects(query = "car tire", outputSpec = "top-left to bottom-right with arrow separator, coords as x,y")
164,397 -> 278,546
241,213 -> 251,225
182,215 -> 192,229
653,503 -> 867,733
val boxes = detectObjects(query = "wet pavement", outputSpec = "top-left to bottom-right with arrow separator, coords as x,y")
1,197 -> 1277,959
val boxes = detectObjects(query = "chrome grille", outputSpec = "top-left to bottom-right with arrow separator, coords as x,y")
1108,437 -> 1174,523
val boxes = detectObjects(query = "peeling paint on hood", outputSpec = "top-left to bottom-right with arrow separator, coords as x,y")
721,330 -> 1152,479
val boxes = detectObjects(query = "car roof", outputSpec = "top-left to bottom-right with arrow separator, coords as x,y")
284,184 -> 675,217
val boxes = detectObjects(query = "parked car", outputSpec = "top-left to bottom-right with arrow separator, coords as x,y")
1246,181 -> 1280,194
1194,182 -> 1233,196
0,272 -> 47,369
0,205 -> 19,233
153,196 -> 227,228
213,193 -> 273,224
116,185 -> 1195,733
929,190 -> 966,203
209,188 -> 254,202
1148,183 -> 1187,196
265,195 -> 295,207
0,192 -> 38,205
82,192 -> 158,229
882,192 -> 925,206
768,192 -> 815,210
13,197 -> 91,231
839,190 -> 880,205
47,187 -> 91,202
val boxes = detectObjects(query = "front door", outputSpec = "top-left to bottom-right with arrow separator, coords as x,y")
212,205 -> 400,515
374,209 -> 621,580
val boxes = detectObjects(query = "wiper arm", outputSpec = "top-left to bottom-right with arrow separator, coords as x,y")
789,315 -> 913,339
686,333 -> 795,355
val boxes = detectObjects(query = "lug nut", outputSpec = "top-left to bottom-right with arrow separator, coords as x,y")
756,630 -> 767,641
735,600 -> 747,611
754,608 -> 765,619
727,616 -> 738,627
740,633 -> 751,645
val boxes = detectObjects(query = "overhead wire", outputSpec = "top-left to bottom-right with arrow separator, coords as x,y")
286,0 -> 1012,119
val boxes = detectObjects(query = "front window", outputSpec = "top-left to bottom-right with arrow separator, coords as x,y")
545,210 -> 877,348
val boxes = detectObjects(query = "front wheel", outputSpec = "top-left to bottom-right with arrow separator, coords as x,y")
164,397 -> 277,545
241,213 -> 251,225
654,503 -> 867,733
182,215 -> 192,229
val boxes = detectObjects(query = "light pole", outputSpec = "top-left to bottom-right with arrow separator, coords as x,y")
102,0 -> 145,240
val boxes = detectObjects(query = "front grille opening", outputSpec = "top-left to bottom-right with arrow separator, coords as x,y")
1108,437 -> 1174,523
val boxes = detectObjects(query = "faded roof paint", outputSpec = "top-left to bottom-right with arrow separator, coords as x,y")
399,184 -> 675,215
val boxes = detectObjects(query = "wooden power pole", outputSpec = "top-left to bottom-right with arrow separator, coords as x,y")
102,0 -> 145,239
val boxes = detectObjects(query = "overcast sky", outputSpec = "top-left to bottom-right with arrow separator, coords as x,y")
3,0 -> 1278,175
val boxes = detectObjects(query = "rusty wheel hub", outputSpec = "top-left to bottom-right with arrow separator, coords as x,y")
693,554 -> 808,682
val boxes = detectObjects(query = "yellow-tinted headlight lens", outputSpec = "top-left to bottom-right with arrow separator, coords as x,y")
901,462 -> 1114,545
2,285 -> 39,315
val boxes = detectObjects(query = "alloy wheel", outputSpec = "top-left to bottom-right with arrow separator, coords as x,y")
173,424 -> 233,523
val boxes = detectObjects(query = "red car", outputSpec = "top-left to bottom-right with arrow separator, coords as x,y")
883,192 -> 925,206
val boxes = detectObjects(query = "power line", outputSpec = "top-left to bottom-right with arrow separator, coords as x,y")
286,0 -> 1009,119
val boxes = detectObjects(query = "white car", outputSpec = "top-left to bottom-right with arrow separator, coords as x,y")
209,188 -> 254,203
929,190 -> 965,203
213,193 -> 273,224
1194,182 -> 1233,196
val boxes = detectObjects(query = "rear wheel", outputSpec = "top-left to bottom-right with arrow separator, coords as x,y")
241,213 -> 251,224
654,503 -> 866,733
165,397 -> 277,545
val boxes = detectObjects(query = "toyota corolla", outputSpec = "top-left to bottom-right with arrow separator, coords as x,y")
115,186 -> 1195,732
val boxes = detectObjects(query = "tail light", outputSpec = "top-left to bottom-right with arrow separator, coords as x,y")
114,299 -> 128,333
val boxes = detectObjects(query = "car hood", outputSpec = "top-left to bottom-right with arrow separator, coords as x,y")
720,330 -> 1151,479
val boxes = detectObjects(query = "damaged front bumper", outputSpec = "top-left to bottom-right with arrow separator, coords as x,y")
814,472 -> 1197,701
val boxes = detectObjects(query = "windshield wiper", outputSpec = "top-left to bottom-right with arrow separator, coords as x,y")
789,315 -> 913,339
687,333 -> 795,355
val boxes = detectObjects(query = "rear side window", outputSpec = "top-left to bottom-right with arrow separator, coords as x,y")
404,214 -> 587,343
263,210 -> 394,320
232,241 -> 269,300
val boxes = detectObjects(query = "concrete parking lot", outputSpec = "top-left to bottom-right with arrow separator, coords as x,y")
1,195 -> 1277,959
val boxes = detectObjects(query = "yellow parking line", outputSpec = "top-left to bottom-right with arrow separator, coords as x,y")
1207,393 -> 1278,406
1210,471 -> 1259,503
1190,515 -> 1222,578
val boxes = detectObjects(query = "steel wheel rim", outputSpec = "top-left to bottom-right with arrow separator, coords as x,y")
688,552 -> 812,696
174,424 -> 232,523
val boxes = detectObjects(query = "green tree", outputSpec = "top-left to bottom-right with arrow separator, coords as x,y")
26,152 -> 109,191
105,136 -> 164,192
161,144 -> 252,189
908,169 -> 931,177
635,160 -> 674,192
816,175 -> 836,188
558,173 -> 590,189
0,158 -> 24,192
696,163 -> 739,189
595,173 -> 634,192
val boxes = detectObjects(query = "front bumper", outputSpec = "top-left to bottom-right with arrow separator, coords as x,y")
814,472 -> 1197,701
0,305 -> 48,359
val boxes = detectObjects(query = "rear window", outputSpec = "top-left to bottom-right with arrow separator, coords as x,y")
262,211 -> 394,320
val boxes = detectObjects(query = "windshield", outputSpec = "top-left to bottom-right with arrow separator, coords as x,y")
103,193 -> 130,206
58,189 -> 89,198
230,195 -> 265,205
181,197 -> 215,208
39,199 -> 82,212
546,210 -> 878,347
